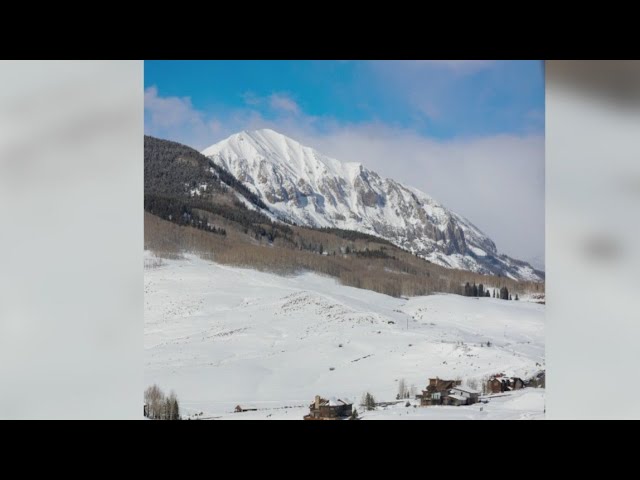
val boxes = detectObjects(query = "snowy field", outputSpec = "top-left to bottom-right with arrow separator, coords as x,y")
144,252 -> 545,420
208,389 -> 545,420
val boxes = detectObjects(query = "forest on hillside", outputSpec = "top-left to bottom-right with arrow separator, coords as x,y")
144,210 -> 543,299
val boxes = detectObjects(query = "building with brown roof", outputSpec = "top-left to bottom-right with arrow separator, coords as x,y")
419,378 -> 462,406
304,395 -> 353,420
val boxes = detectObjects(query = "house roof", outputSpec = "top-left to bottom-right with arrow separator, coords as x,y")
323,397 -> 351,407
452,385 -> 479,394
447,394 -> 467,402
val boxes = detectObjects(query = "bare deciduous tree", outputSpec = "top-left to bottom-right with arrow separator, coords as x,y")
466,378 -> 479,391
398,378 -> 407,399
144,384 -> 180,420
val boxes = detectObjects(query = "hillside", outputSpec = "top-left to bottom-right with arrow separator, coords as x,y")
144,252 -> 545,419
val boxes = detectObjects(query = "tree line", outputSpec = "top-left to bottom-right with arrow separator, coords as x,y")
144,194 -> 226,236
318,227 -> 396,247
352,247 -> 396,260
463,282 -> 519,300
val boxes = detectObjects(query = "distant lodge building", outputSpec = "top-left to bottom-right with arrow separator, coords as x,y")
417,378 -> 479,406
304,395 -> 353,420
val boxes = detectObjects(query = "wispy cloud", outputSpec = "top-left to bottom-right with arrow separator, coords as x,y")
144,86 -> 221,148
144,86 -> 202,128
241,91 -> 261,106
241,91 -> 300,115
365,60 -> 544,137
268,93 -> 300,114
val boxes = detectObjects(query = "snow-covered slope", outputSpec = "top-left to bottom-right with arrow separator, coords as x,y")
144,252 -> 545,419
203,129 -> 543,281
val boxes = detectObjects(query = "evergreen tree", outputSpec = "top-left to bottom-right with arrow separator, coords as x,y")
472,283 -> 478,297
515,293 -> 519,301
500,286 -> 509,300
478,284 -> 484,297
361,392 -> 376,411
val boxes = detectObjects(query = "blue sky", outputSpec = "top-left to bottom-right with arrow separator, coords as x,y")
145,60 -> 543,143
144,60 -> 545,268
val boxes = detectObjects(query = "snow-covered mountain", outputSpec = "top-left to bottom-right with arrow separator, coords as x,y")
202,129 -> 543,281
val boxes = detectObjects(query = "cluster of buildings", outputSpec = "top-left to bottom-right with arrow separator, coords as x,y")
416,372 -> 543,407
298,370 -> 545,419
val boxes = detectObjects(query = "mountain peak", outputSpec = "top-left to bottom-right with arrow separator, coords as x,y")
244,127 -> 281,137
202,129 -> 362,179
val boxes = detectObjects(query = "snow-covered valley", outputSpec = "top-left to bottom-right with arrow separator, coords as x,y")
144,252 -> 545,420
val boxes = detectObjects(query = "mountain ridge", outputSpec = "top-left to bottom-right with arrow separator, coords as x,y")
203,129 -> 543,281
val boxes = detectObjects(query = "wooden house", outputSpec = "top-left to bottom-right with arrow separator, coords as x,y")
304,395 -> 353,420
487,375 -> 529,394
419,378 -> 461,406
487,376 -> 509,394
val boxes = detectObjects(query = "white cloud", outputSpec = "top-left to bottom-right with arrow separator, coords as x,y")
144,86 -> 202,128
269,93 -> 300,114
241,91 -> 300,115
144,86 -> 222,149
241,91 -> 261,106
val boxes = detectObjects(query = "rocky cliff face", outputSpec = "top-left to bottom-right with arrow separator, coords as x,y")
202,129 -> 543,281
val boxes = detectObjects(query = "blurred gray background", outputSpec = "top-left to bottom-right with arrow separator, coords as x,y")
0,61 -> 142,419
546,60 -> 640,419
